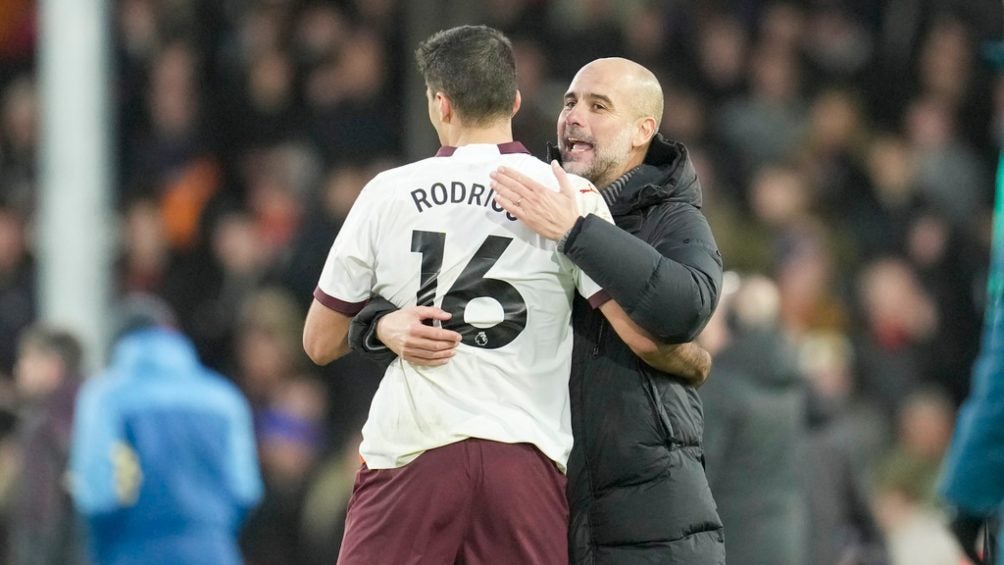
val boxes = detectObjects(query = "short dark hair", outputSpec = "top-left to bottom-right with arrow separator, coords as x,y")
415,25 -> 517,127
19,325 -> 84,376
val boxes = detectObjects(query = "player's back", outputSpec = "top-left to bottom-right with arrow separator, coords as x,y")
316,142 -> 609,471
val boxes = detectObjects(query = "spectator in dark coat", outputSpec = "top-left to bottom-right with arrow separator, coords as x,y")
9,325 -> 86,565
799,332 -> 888,565
0,204 -> 35,381
700,274 -> 809,565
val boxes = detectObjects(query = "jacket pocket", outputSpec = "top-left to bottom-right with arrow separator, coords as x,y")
642,372 -> 675,441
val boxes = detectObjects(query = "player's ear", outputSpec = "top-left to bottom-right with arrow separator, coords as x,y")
632,115 -> 657,148
512,89 -> 522,117
436,92 -> 453,124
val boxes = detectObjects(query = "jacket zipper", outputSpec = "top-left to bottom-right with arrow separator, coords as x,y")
592,318 -> 606,357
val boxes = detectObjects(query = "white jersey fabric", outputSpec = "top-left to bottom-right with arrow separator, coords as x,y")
314,142 -> 613,472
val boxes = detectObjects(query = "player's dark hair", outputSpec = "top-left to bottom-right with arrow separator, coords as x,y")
415,25 -> 517,127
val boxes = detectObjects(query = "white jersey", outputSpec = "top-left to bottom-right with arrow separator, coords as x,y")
315,142 -> 613,472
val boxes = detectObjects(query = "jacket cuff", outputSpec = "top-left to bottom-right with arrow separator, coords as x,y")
562,214 -> 660,311
562,214 -> 681,340
557,216 -> 586,254
362,315 -> 391,353
348,296 -> 400,366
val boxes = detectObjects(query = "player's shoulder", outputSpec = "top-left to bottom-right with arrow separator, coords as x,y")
565,171 -> 598,194
553,167 -> 599,197
504,155 -> 596,192
506,154 -> 553,177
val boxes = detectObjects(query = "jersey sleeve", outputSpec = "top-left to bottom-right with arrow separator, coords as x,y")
314,179 -> 381,316
570,179 -> 613,307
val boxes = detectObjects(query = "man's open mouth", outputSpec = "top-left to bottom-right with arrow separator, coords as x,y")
565,138 -> 594,154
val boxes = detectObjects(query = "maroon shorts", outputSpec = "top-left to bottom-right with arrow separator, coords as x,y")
337,438 -> 568,565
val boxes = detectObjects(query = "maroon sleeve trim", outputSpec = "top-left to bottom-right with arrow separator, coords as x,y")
313,287 -> 368,316
587,289 -> 611,309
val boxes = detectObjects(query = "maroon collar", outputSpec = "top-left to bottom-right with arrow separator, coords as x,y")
435,141 -> 530,157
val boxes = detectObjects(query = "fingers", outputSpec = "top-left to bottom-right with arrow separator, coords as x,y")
489,169 -> 530,212
403,356 -> 452,367
400,330 -> 460,366
398,320 -> 461,366
401,349 -> 454,366
551,160 -> 575,197
492,166 -> 542,196
490,165 -> 550,206
490,164 -> 578,239
401,342 -> 457,366
413,306 -> 454,322
406,322 -> 462,344
491,190 -> 524,218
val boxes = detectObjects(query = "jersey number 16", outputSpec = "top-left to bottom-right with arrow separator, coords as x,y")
411,230 -> 527,349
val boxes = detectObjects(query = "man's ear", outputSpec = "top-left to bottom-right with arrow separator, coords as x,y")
512,89 -> 522,117
436,92 -> 453,124
632,116 -> 658,148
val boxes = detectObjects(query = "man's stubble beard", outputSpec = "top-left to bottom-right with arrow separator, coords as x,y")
562,129 -> 633,189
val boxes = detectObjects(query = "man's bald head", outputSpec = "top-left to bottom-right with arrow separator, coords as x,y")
557,57 -> 665,188
577,58 -> 664,129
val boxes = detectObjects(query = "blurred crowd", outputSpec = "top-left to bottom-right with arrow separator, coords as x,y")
0,0 -> 1001,563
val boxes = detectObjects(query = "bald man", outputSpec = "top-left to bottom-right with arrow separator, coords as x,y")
494,56 -> 725,565
351,58 -> 725,564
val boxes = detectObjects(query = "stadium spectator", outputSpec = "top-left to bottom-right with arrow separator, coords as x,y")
0,77 -> 36,213
69,295 -> 262,565
242,376 -> 327,565
8,325 -> 86,565
0,204 -> 34,381
799,331 -> 888,565
854,257 -> 939,415
700,274 -> 809,565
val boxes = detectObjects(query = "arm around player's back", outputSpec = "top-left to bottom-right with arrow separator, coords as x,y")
346,296 -> 464,368
561,204 -> 722,343
373,306 -> 460,366
597,299 -> 711,385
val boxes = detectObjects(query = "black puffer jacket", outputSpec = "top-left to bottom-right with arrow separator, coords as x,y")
557,135 -> 725,564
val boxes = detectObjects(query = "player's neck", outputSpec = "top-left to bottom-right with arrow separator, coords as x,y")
442,120 -> 514,148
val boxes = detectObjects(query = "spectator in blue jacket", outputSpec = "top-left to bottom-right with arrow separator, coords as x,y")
69,295 -> 263,565
939,150 -> 1004,565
